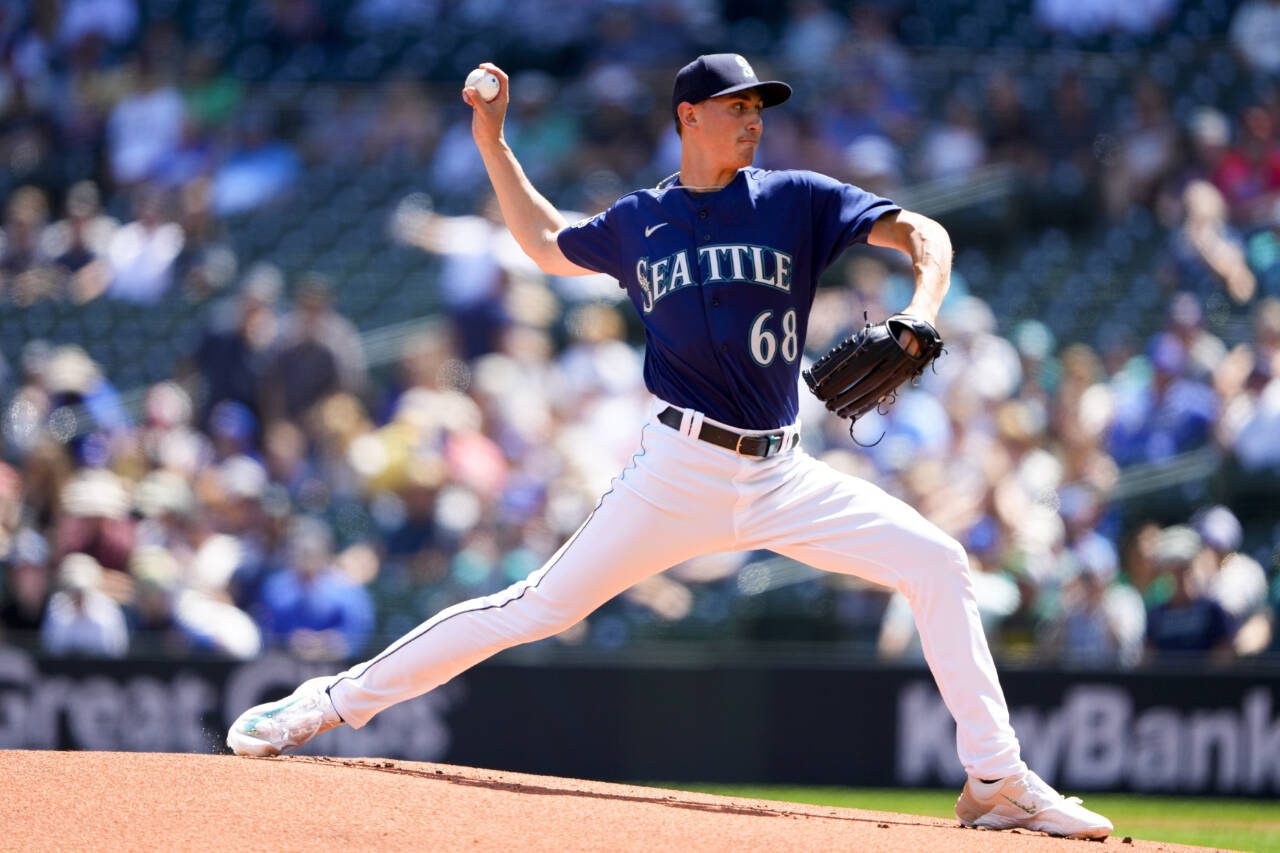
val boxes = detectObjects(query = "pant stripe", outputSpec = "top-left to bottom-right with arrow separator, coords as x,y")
327,425 -> 652,699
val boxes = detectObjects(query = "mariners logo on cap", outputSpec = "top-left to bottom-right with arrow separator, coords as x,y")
733,55 -> 756,80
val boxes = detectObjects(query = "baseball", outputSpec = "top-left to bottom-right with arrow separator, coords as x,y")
465,68 -> 500,102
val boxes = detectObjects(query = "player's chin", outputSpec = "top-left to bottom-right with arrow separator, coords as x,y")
734,140 -> 759,165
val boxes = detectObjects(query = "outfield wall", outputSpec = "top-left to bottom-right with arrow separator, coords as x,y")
1,646 -> 1276,796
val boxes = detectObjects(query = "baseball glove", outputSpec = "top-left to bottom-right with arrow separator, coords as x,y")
803,313 -> 944,431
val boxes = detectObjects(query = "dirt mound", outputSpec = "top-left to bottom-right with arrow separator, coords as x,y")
1,750 -> 1212,851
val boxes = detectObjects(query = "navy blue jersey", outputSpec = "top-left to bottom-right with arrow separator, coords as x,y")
557,167 -> 899,429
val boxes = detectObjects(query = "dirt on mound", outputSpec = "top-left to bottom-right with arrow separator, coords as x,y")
1,750 -> 1217,852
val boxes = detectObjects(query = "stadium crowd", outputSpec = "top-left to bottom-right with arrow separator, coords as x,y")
1,0 -> 1278,667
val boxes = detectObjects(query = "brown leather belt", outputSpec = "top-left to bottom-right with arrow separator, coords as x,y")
657,406 -> 797,458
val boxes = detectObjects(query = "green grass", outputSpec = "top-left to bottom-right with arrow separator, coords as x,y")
668,786 -> 1280,852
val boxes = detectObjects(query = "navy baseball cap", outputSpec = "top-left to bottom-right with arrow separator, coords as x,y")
671,54 -> 792,119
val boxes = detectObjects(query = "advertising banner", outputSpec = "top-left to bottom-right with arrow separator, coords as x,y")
1,647 -> 1275,795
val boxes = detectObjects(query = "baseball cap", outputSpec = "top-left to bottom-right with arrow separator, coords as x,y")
1154,525 -> 1202,567
671,54 -> 791,120
1192,505 -> 1242,553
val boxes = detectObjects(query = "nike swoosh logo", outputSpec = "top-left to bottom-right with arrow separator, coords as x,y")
644,223 -> 668,237
1002,795 -> 1037,815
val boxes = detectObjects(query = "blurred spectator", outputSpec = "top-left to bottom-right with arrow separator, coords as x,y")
393,194 -> 534,358
40,553 -> 128,657
1,185 -> 57,304
1217,299 -> 1280,470
40,344 -> 133,460
262,419 -> 320,503
260,275 -> 366,425
125,544 -> 182,654
1145,526 -> 1234,664
128,543 -> 262,659
207,399 -> 258,462
1034,0 -> 1176,37
1213,105 -> 1280,226
1186,107 -> 1232,188
180,46 -> 242,131
139,380 -> 212,474
210,113 -> 301,216
778,0 -> 847,74
105,186 -> 185,302
1245,203 -> 1280,298
0,528 -> 53,649
1037,71 -> 1101,185
173,178 -> 237,299
253,516 -> 374,660
1037,548 -> 1146,668
983,73 -> 1035,169
558,303 -> 644,401
364,78 -> 440,165
54,468 -> 136,573
1121,521 -> 1170,607
1230,0 -> 1280,75
106,59 -> 185,186
41,180 -> 116,303
58,0 -> 139,52
1162,293 -> 1228,381
193,262 -> 282,430
1107,334 -> 1217,466
278,273 -> 367,394
1192,505 -> 1271,655
503,72 -> 579,188
919,99 -> 987,182
1107,77 -> 1178,215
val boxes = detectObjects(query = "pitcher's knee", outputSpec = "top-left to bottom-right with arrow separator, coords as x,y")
937,535 -> 975,592
900,532 -> 972,595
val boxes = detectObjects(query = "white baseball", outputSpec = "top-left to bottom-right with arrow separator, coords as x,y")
465,68 -> 500,102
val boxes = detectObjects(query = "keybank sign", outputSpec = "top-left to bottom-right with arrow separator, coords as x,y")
898,681 -> 1280,794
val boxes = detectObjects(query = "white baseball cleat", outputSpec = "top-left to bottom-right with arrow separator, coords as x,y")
955,770 -> 1113,839
226,677 -> 344,757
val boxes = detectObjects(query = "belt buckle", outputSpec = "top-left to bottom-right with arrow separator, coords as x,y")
736,432 -> 783,457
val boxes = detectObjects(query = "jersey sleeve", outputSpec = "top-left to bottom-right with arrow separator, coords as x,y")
556,207 -> 622,281
806,171 -> 901,273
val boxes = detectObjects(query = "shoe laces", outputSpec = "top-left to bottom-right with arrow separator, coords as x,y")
1020,773 -> 1096,812
257,693 -> 325,741
1016,771 -> 1067,806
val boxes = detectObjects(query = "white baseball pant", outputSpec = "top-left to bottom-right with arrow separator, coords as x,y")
327,397 -> 1026,780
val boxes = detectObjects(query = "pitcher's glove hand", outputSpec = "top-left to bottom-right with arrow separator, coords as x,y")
803,314 -> 944,428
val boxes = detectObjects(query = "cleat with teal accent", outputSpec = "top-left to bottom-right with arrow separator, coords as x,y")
955,770 -> 1112,839
226,677 -> 344,757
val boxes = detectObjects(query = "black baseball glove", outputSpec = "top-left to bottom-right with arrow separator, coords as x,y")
803,314 -> 944,428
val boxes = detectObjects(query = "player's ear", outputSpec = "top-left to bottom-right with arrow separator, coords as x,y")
678,102 -> 697,131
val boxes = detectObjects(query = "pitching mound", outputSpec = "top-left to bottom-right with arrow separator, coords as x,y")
2,750 -> 1212,851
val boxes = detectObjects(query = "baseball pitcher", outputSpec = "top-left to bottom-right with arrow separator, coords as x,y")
228,54 -> 1111,840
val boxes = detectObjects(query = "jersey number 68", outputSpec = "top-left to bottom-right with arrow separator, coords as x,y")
749,309 -> 799,366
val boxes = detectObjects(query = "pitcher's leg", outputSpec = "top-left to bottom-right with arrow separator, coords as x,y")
328,480 -> 714,728
756,453 -> 1024,780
